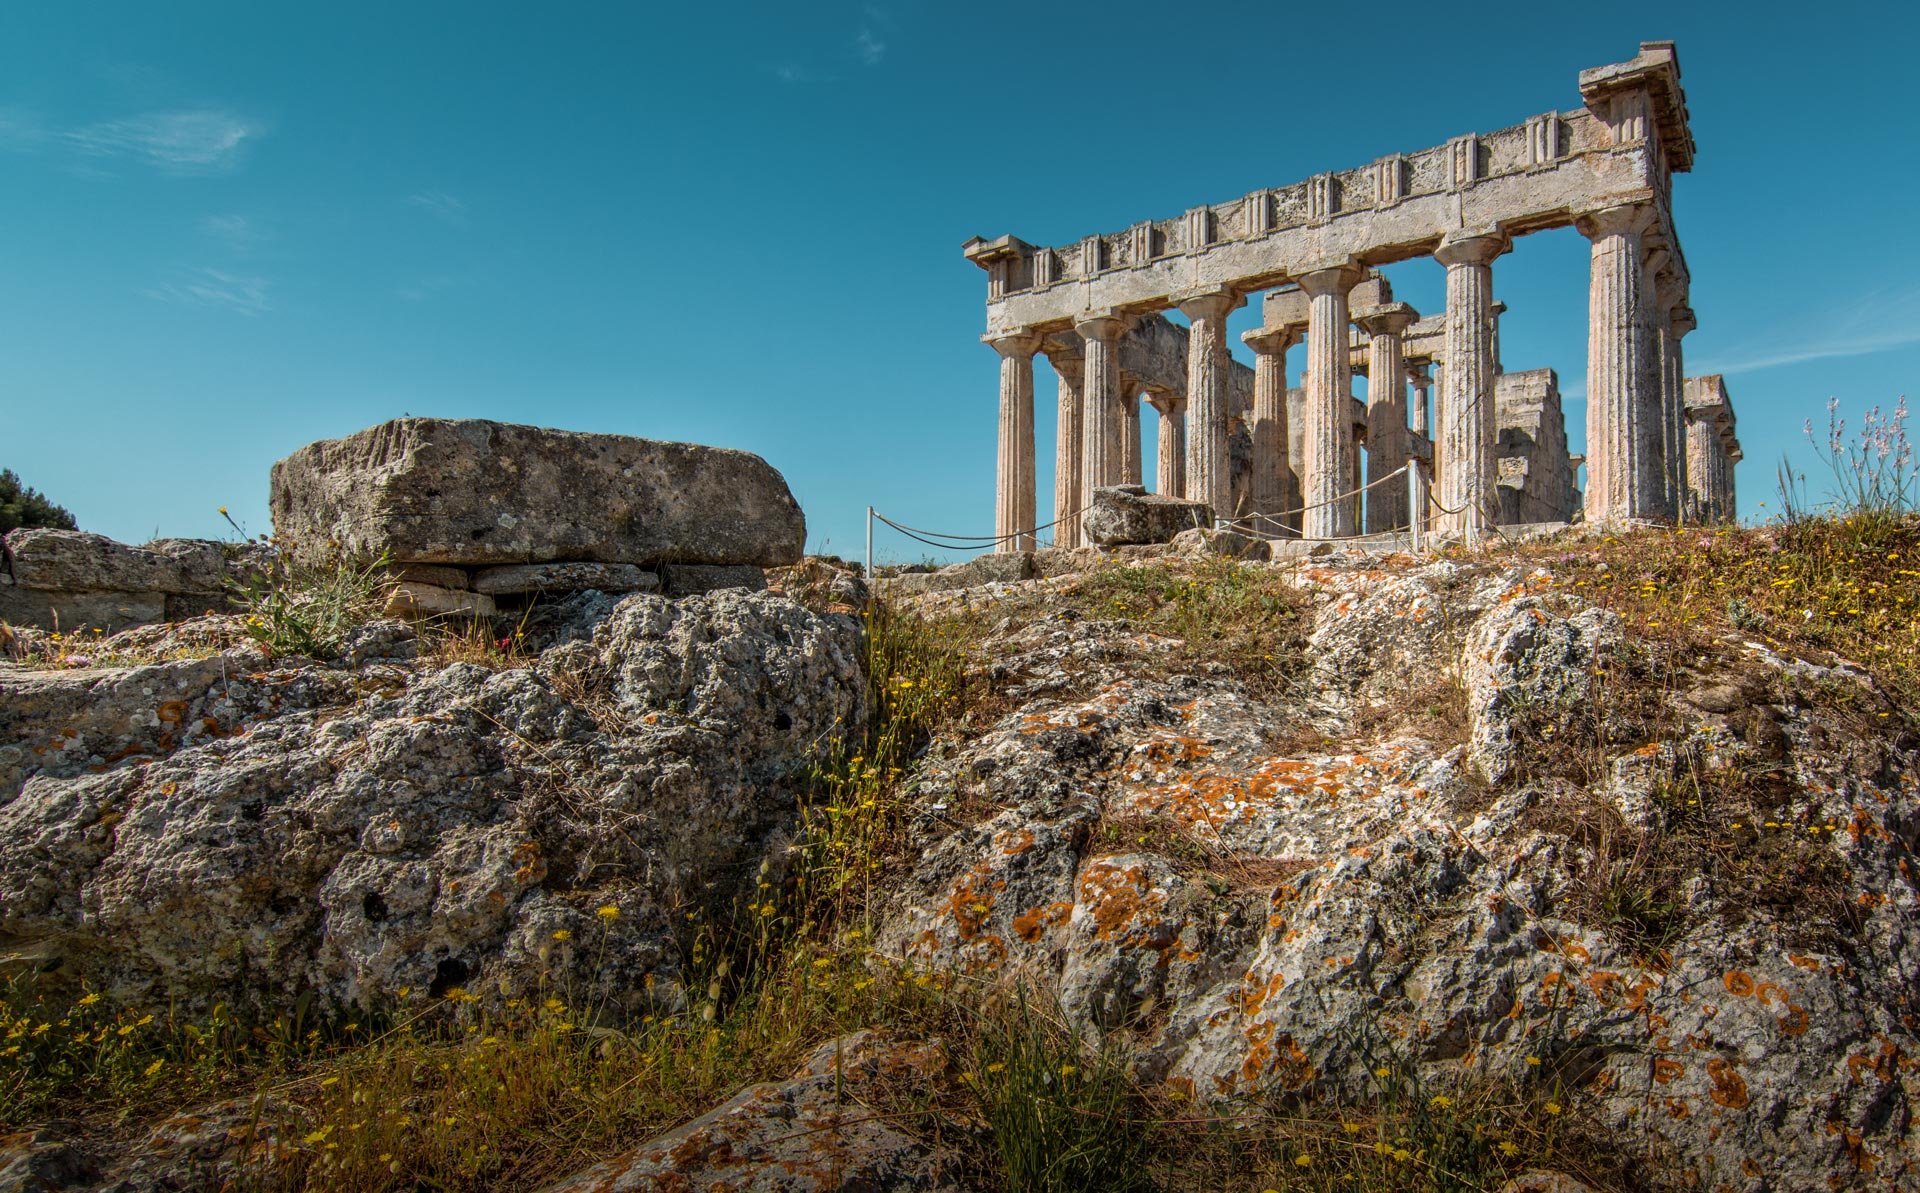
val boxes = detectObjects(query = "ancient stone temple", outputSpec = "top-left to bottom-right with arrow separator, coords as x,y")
965,41 -> 1740,550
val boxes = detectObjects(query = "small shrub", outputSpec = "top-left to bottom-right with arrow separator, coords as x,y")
229,548 -> 391,660
0,468 -> 77,534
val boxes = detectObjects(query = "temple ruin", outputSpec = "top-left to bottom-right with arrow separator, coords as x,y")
965,41 -> 1741,551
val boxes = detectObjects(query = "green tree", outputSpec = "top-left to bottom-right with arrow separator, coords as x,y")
0,469 -> 78,535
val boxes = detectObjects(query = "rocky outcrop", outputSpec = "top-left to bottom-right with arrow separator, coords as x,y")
539,1033 -> 962,1192
1082,485 -> 1211,547
269,418 -> 807,570
0,589 -> 864,1018
879,556 -> 1920,1190
0,531 -> 268,631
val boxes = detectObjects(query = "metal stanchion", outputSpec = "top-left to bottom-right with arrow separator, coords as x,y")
865,506 -> 874,580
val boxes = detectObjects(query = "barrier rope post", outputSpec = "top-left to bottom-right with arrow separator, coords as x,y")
1408,460 -> 1424,554
865,506 -> 875,580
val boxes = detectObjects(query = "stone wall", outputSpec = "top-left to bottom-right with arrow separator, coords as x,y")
1495,369 -> 1581,525
0,531 -> 266,632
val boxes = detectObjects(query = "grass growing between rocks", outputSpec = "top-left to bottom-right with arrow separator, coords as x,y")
227,546 -> 392,661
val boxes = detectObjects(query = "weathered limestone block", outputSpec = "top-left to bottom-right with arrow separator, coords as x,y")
1495,369 -> 1581,525
472,561 -> 659,597
1170,526 -> 1268,561
383,581 -> 497,620
0,530 -> 265,631
660,564 -> 767,598
270,418 -> 806,568
1082,485 -> 1211,547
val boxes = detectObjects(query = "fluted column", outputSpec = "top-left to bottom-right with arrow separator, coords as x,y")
1076,312 -> 1129,520
1666,302 -> 1696,522
1050,353 -> 1085,548
1175,287 -> 1244,523
1150,393 -> 1185,497
1297,263 -> 1363,539
988,332 -> 1039,553
1408,360 -> 1433,437
1580,203 -> 1661,525
1242,326 -> 1298,539
1358,304 -> 1416,533
1433,230 -> 1508,542
1120,383 -> 1143,486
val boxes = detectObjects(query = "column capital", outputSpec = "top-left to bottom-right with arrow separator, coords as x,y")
1172,286 -> 1244,321
1670,305 -> 1698,338
1354,302 -> 1418,337
983,330 -> 1040,358
1294,259 -> 1364,296
1434,229 -> 1509,267
1241,325 -> 1301,356
1073,309 -> 1132,341
1406,359 -> 1433,385
1575,201 -> 1655,240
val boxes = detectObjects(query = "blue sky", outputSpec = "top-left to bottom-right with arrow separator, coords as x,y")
3,1 -> 1915,562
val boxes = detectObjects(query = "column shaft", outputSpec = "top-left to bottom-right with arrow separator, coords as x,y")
1121,386 -> 1143,486
1077,315 -> 1127,521
1297,265 -> 1361,539
1243,327 -> 1297,539
1052,356 -> 1085,548
1177,290 -> 1242,521
1360,307 -> 1414,533
1154,396 -> 1186,497
1434,233 -> 1507,540
1581,204 -> 1662,524
989,334 -> 1038,553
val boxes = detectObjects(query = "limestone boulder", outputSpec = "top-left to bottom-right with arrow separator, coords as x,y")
1082,485 -> 1211,547
269,418 -> 806,569
0,590 -> 864,1019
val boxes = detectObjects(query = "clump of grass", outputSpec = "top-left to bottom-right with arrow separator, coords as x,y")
228,544 -> 391,661
965,988 -> 1151,1193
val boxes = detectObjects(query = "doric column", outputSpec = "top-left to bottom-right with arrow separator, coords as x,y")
1242,325 -> 1299,539
1175,287 -> 1245,522
1357,303 -> 1416,533
1050,352 -> 1085,548
1433,230 -> 1508,541
1076,311 -> 1130,520
1296,262 -> 1363,539
1579,203 -> 1661,525
1285,386 -> 1306,533
1150,392 -> 1186,497
1666,301 -> 1696,522
1407,360 -> 1433,437
987,332 -> 1040,553
1120,383 -> 1143,486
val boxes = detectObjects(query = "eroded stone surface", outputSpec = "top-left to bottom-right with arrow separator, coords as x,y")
881,555 -> 1920,1190
0,590 -> 864,1018
1083,486 -> 1210,547
539,1032 -> 961,1193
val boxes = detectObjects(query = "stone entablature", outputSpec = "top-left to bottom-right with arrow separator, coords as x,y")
968,42 -> 1725,551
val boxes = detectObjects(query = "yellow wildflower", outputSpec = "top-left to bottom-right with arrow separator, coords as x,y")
597,905 -> 620,923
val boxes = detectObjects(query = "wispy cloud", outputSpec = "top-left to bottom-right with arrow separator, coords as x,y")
64,110 -> 261,172
406,191 -> 468,224
774,63 -> 816,84
201,214 -> 268,251
854,5 -> 891,65
146,268 -> 271,316
1695,285 -> 1920,377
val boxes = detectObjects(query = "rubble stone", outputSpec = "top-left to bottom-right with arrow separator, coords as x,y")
1082,485 -> 1211,547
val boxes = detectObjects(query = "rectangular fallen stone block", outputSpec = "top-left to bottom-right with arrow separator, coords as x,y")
659,564 -> 767,598
472,562 -> 660,596
383,581 -> 497,620
395,564 -> 471,590
270,418 -> 807,568
2,530 -> 252,596
1083,485 -> 1212,547
0,587 -> 168,632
